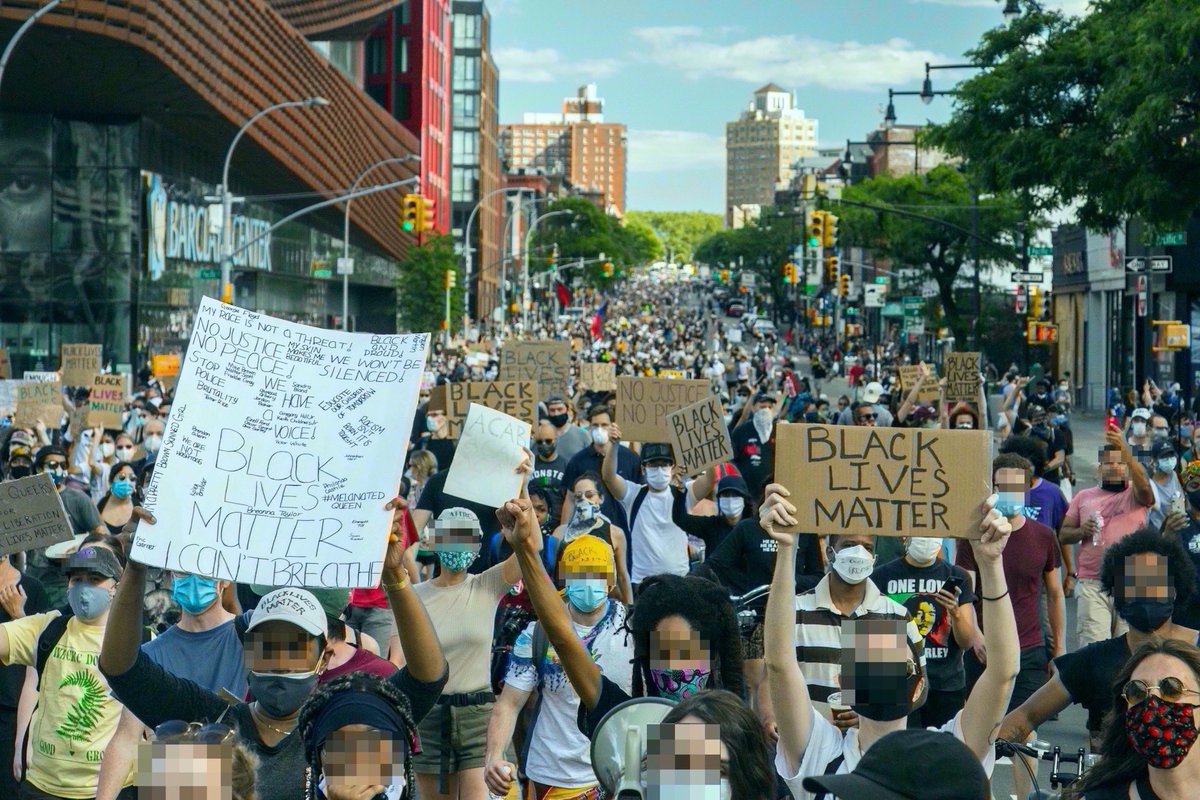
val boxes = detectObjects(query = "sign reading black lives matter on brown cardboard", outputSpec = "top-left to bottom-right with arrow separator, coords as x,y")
774,424 -> 992,539
428,381 -> 537,438
942,352 -> 981,404
579,361 -> 616,392
0,473 -> 74,557
667,394 -> 733,477
614,376 -> 711,442
60,344 -> 102,387
500,341 -> 570,399
897,365 -> 940,405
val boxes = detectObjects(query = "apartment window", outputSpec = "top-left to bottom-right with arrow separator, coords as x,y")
452,93 -> 479,126
396,0 -> 410,25
365,82 -> 389,112
365,37 -> 387,76
395,84 -> 411,119
452,167 -> 478,202
453,130 -> 479,162
453,13 -> 481,48
453,55 -> 479,90
397,36 -> 409,73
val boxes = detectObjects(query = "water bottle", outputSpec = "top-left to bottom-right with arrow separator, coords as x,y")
1090,511 -> 1104,546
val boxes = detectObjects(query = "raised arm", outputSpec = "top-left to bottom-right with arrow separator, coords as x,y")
759,484 -> 814,775
100,508 -> 155,676
601,424 -> 628,502
381,499 -> 445,683
1107,429 -> 1154,507
998,672 -> 1073,746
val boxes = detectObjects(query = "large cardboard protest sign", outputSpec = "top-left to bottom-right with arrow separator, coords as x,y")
667,394 -> 734,477
88,373 -> 128,429
500,341 -> 570,398
15,380 -> 61,428
0,381 -> 18,414
897,365 -> 939,405
774,424 -> 992,539
943,352 -> 981,404
0,473 -> 74,557
579,361 -> 616,392
60,344 -> 102,387
444,403 -> 531,509
130,297 -> 428,588
613,376 -> 711,443
429,381 -> 537,438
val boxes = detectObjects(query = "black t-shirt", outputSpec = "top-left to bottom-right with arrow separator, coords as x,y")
1083,773 -> 1160,800
579,675 -> 634,739
1030,425 -> 1067,484
730,421 -> 772,500
562,445 -> 640,534
530,453 -> 569,503
416,469 -> 502,574
870,557 -> 975,691
419,438 -> 457,472
1172,518 -> 1200,629
706,519 -> 823,596
1055,634 -> 1134,734
0,572 -> 47,708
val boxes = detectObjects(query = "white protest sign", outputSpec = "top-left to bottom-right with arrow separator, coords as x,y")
131,297 -> 429,588
443,403 -> 531,510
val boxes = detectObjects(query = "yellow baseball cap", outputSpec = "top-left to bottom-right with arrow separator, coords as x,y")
560,534 -> 615,576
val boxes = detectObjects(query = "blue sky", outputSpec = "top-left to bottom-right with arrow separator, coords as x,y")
489,0 -> 1089,214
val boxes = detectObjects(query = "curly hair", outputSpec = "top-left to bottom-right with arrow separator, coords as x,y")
663,690 -> 773,800
999,435 -> 1049,477
629,574 -> 744,699
1099,527 -> 1196,608
297,672 -> 418,800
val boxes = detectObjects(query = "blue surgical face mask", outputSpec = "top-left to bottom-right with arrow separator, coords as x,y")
437,549 -> 478,573
1157,457 -> 1179,474
564,579 -> 608,613
994,491 -> 1026,519
110,478 -> 134,500
171,574 -> 219,616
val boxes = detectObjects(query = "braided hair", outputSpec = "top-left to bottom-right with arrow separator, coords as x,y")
629,574 -> 744,699
297,673 -> 419,800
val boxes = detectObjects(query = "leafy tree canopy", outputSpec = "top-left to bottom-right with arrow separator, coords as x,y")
395,234 -> 462,334
625,210 -> 724,263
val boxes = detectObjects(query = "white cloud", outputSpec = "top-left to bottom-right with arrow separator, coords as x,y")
627,130 -> 725,174
492,47 -> 621,83
628,28 -> 948,92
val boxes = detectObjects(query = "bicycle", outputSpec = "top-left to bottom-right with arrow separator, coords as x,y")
729,585 -> 770,638
995,738 -> 1099,800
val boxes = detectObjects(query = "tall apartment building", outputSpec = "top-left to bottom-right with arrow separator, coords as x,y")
363,0 -> 452,233
726,84 -> 818,227
450,0 -> 503,321
500,84 -> 627,215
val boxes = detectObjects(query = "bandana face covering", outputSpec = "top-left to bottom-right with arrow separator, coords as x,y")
1125,694 -> 1200,769
648,667 -> 711,702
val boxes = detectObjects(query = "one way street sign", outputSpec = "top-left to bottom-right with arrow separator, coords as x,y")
1125,256 -> 1173,274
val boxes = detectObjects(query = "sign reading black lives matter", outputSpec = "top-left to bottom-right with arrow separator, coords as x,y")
667,394 -> 733,477
774,424 -> 992,539
942,352 -> 981,404
131,297 -> 428,588
0,473 -> 74,557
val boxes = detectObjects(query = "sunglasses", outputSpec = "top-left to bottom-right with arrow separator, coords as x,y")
533,439 -> 555,445
1122,677 -> 1200,706
152,720 -> 236,744
857,414 -> 876,421
43,461 -> 66,469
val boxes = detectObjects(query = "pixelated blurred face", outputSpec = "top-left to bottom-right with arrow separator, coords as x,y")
321,725 -> 404,789
431,520 -> 479,552
1099,448 -> 1128,483
993,466 -> 1030,496
244,621 -> 321,674
649,615 -> 710,671
645,720 -> 727,793
1122,552 -> 1173,602
840,620 -> 913,707
138,742 -> 231,800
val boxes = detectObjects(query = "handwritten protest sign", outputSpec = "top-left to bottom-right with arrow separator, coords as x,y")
23,371 -> 57,382
659,369 -> 686,379
15,380 -> 61,428
579,361 -> 616,392
0,381 -> 18,414
443,404 -> 531,509
614,376 -> 711,442
943,352 -> 981,403
60,344 -> 102,387
88,373 -> 127,429
667,395 -> 734,477
429,381 -> 537,438
897,365 -> 939,405
500,341 -> 570,398
130,297 -> 428,588
0,473 -> 74,557
774,424 -> 992,539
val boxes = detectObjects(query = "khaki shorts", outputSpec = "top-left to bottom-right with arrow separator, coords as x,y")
1076,577 -> 1128,648
413,701 -> 493,774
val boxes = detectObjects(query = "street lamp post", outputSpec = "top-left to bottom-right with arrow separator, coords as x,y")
523,210 -> 573,331
219,97 -> 329,307
341,156 -> 420,331
0,0 -> 62,96
463,187 -> 527,331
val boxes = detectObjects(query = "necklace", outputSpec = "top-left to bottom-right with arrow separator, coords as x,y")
251,704 -> 295,737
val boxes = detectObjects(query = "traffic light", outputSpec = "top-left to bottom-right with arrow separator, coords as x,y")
839,274 -> 851,297
419,194 -> 436,233
823,213 -> 839,248
824,255 -> 839,283
603,262 -> 614,278
719,269 -> 730,283
401,194 -> 419,232
807,212 -> 824,248
443,269 -> 456,289
1026,321 -> 1058,344
1029,287 -> 1042,318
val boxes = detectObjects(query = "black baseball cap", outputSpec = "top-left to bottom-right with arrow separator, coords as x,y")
752,391 -> 776,405
716,474 -> 751,499
801,730 -> 988,800
64,546 -> 123,581
641,442 -> 674,465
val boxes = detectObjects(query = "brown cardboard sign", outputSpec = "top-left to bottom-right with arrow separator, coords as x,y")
897,365 -> 940,405
774,423 -> 993,538
15,380 -> 62,429
429,380 -> 538,438
579,361 -> 616,392
613,376 -> 712,442
88,373 -> 127,429
0,349 -> 10,379
500,341 -> 571,399
667,394 -> 734,477
0,473 -> 74,557
60,344 -> 102,387
943,352 -> 981,403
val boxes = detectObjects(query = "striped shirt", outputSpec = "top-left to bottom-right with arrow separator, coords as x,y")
794,574 -> 924,720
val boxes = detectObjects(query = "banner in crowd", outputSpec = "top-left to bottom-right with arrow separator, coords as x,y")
897,365 -> 940,405
499,341 -> 570,398
23,372 -> 57,383
131,297 -> 428,588
0,381 -> 19,415
0,473 -> 74,557
15,380 -> 61,428
667,394 -> 733,477
444,403 -> 531,508
943,352 -> 981,404
774,424 -> 992,538
428,381 -> 537,438
613,376 -> 711,442
60,344 -> 102,387
578,361 -> 616,392
88,374 -> 128,429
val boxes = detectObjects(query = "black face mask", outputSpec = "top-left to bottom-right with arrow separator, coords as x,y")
1118,598 -> 1175,633
8,465 -> 31,480
547,413 -> 569,429
1187,489 -> 1200,510
1101,480 -> 1127,493
848,662 -> 923,722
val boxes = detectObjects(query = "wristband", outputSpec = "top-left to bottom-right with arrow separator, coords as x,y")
981,589 -> 1009,602
381,577 -> 410,593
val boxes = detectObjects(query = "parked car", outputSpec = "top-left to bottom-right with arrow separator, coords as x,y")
752,319 -> 778,339
724,300 -> 746,317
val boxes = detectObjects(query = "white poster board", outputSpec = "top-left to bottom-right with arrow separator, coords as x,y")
443,403 -> 531,509
131,297 -> 429,588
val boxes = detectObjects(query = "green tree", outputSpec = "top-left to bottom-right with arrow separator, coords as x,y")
836,165 -> 1028,344
534,198 -> 652,287
926,1 -> 1200,229
625,210 -> 724,262
395,234 -> 462,334
694,211 -> 798,310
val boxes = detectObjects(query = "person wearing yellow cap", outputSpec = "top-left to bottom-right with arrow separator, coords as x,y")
484,535 -> 634,800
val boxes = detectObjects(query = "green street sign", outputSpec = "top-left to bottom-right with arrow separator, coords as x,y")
198,268 -> 220,280
1026,246 -> 1053,257
1155,231 -> 1187,246
313,269 -> 332,279
902,296 -> 923,308
874,277 -> 889,284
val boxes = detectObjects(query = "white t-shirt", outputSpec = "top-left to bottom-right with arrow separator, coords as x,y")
504,602 -> 634,788
776,706 -> 996,800
619,481 -> 692,583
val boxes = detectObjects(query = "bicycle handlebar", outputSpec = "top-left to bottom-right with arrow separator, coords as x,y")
729,585 -> 770,608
